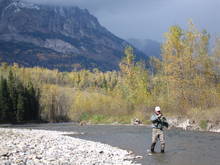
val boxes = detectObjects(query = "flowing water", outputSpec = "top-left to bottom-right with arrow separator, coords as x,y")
3,123 -> 220,165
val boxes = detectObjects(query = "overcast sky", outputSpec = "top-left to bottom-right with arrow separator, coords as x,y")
26,0 -> 220,42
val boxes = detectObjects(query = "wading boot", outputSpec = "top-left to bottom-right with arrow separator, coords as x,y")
161,143 -> 165,153
151,143 -> 156,153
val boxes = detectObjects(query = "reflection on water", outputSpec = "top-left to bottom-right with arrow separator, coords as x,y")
2,123 -> 220,165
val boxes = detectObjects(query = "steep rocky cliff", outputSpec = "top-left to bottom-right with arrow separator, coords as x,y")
0,0 -> 148,71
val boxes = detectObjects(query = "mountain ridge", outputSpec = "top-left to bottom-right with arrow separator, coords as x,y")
0,0 -> 149,71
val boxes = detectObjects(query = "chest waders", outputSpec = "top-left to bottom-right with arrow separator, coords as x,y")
151,118 -> 166,153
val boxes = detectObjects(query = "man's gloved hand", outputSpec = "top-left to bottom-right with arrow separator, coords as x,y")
157,114 -> 162,118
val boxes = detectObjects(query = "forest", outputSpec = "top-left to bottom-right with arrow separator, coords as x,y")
0,23 -> 220,124
0,70 -> 39,123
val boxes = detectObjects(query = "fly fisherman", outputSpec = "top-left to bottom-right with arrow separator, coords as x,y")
150,106 -> 169,153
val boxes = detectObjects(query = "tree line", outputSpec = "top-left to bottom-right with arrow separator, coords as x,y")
0,71 -> 40,123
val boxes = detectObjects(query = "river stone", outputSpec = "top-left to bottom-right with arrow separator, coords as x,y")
135,155 -> 143,159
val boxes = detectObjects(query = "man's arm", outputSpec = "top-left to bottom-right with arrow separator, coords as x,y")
151,115 -> 160,123
161,116 -> 169,128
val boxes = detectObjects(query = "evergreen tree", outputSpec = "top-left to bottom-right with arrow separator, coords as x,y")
26,82 -> 40,121
16,94 -> 25,122
0,77 -> 12,122
33,88 -> 40,121
23,87 -> 30,121
16,81 -> 26,122
7,70 -> 18,121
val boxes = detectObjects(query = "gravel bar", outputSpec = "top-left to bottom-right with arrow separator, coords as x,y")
0,128 -> 138,165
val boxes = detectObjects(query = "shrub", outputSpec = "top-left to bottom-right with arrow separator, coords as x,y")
199,120 -> 208,130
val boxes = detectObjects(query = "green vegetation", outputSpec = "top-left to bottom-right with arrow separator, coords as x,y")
199,120 -> 208,130
0,22 -> 220,124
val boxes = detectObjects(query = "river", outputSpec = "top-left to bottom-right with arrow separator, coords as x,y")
3,123 -> 220,165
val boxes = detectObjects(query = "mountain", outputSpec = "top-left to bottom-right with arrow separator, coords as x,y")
127,39 -> 161,58
0,0 -> 148,71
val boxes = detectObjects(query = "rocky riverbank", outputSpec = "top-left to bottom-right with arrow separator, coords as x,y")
167,118 -> 220,132
129,117 -> 220,133
0,128 -> 138,165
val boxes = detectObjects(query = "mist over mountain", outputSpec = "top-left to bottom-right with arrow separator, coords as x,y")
127,39 -> 161,58
0,0 -> 148,71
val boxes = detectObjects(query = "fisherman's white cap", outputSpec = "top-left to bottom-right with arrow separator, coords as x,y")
155,106 -> 161,112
